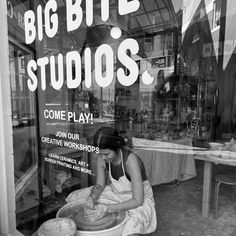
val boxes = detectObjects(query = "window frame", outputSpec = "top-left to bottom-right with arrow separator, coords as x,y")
0,0 -> 23,235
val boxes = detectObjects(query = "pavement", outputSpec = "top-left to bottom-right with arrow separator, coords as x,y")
151,161 -> 236,236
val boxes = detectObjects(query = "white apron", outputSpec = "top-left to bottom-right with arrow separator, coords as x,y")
66,150 -> 157,235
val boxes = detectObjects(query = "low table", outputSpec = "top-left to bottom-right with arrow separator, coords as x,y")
194,153 -> 236,218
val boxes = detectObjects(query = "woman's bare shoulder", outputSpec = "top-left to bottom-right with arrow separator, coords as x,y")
126,151 -> 140,167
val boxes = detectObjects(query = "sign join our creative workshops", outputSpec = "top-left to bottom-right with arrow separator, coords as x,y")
24,0 -> 155,92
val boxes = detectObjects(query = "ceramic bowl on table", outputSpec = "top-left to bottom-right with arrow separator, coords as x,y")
38,217 -> 77,236
56,199 -> 127,236
208,142 -> 224,150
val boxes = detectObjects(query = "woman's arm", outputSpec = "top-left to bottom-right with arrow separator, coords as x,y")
89,157 -> 106,201
107,153 -> 144,212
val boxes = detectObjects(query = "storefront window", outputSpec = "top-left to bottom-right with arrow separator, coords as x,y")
9,41 -> 39,229
7,0 -> 227,234
4,0 -> 236,235
4,0 -> 194,233
8,0 -> 176,232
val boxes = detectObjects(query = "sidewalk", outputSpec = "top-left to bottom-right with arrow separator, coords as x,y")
152,161 -> 236,236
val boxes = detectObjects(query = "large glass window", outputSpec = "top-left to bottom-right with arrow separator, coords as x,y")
5,0 -> 236,234
7,0 -> 197,234
9,41 -> 39,230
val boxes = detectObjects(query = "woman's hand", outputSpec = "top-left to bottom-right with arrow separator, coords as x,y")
84,196 -> 94,210
84,204 -> 109,221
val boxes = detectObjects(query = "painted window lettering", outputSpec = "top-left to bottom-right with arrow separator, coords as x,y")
27,39 -> 139,90
24,0 -> 140,43
24,0 -> 141,90
24,0 -> 58,44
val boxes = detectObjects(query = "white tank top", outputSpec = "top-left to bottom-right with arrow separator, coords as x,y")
108,149 -> 132,193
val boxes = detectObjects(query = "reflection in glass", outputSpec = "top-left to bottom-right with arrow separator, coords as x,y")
9,43 -> 39,217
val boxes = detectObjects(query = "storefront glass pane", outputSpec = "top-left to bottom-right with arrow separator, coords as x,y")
9,42 -> 39,231
10,0 -> 236,234
7,0 -> 179,232
6,0 -> 187,234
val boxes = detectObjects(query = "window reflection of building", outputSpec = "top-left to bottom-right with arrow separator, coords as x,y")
8,41 -> 43,234
213,0 -> 222,29
192,13 -> 200,43
182,0 -> 236,140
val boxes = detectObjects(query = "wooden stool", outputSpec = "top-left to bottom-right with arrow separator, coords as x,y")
214,175 -> 236,218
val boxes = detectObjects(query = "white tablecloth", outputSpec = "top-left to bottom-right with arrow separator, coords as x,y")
132,138 -> 197,186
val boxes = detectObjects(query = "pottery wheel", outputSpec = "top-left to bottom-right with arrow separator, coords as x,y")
72,209 -> 116,231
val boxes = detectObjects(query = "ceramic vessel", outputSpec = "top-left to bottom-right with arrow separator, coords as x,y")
38,217 -> 77,236
209,142 -> 223,150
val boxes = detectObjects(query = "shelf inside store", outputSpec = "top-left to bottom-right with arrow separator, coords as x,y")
117,95 -> 135,99
16,195 -> 66,227
164,98 -> 179,101
62,177 -> 81,189
16,179 -> 82,227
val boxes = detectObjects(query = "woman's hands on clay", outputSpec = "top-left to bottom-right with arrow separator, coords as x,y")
84,196 -> 94,210
84,204 -> 109,221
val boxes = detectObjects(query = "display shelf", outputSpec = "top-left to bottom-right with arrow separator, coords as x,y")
165,98 -> 179,101
117,96 -> 136,100
62,177 -> 81,188
16,195 -> 67,227
45,151 -> 88,195
197,80 -> 217,140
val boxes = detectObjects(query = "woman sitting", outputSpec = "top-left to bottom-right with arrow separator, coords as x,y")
66,127 -> 157,236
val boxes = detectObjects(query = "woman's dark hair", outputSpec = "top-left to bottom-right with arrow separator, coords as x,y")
93,127 -> 125,151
